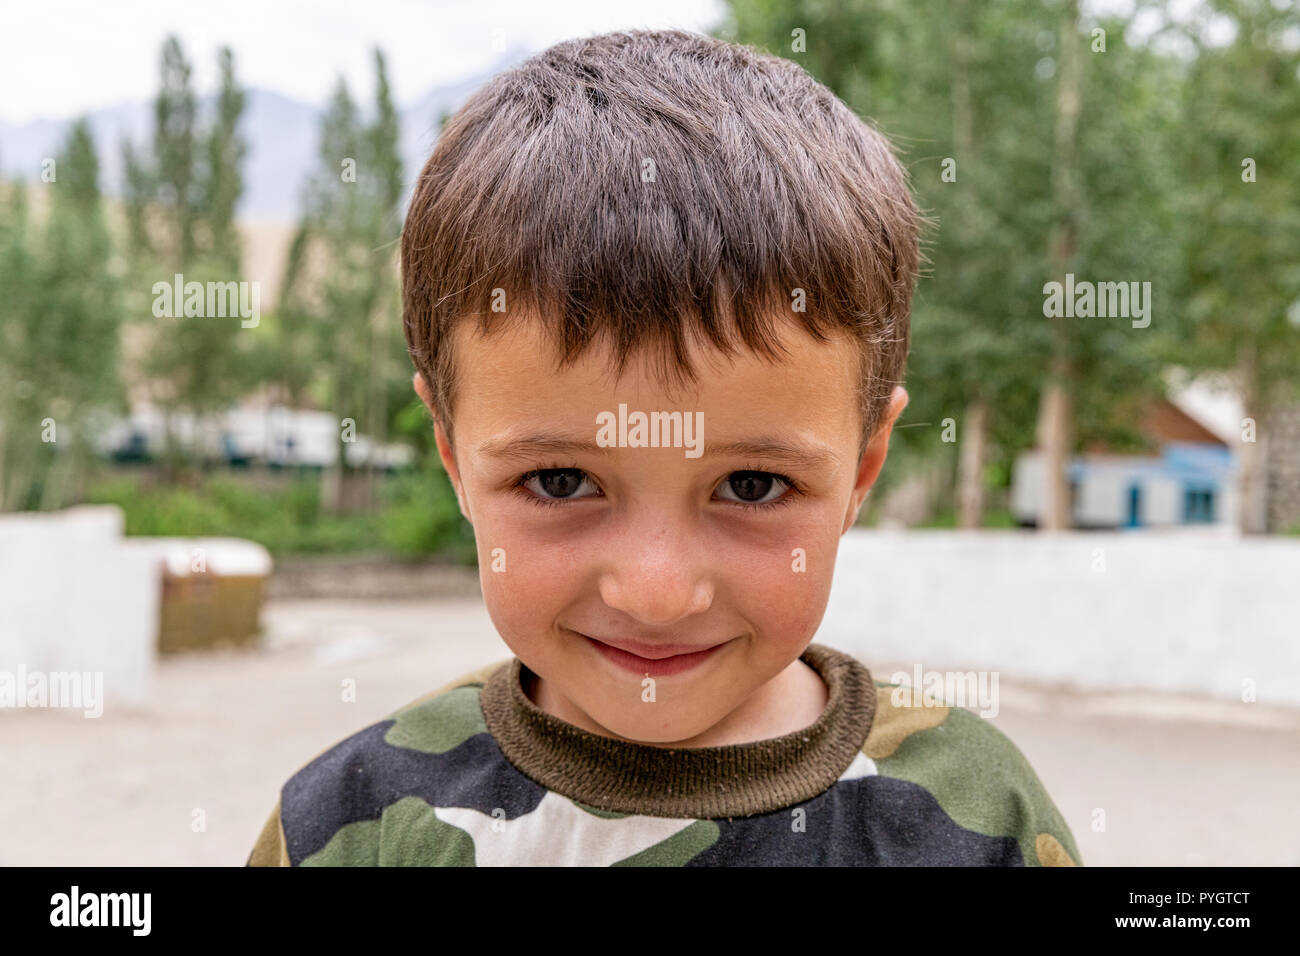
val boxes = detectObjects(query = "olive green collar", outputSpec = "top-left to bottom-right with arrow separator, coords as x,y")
479,642 -> 877,818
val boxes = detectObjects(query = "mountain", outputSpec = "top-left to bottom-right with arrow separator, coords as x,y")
0,44 -> 532,223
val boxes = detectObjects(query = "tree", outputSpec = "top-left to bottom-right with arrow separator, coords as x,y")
0,177 -> 38,509
0,121 -> 124,510
723,0 -> 1180,531
153,35 -> 200,269
723,0 -> 1054,525
202,47 -> 247,272
1171,0 -> 1300,533
1036,0 -> 1083,532
284,49 -> 407,510
122,37 -> 253,471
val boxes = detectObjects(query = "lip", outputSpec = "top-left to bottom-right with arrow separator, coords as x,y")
574,631 -> 730,677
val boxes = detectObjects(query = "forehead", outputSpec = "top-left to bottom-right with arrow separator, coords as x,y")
449,314 -> 862,448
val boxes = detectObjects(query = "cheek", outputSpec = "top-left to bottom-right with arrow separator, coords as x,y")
722,514 -> 839,654
474,517 -> 572,629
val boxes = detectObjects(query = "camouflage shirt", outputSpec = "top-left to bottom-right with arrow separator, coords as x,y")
247,643 -> 1081,866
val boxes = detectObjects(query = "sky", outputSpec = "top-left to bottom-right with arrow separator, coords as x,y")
0,0 -> 728,123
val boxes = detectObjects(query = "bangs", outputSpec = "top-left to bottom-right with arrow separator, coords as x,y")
402,29 -> 919,445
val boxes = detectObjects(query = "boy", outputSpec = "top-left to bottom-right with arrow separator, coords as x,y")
248,29 -> 1081,866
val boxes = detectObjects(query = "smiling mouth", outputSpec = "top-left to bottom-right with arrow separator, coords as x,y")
573,631 -> 731,677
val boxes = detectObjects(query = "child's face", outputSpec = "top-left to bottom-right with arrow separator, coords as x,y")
421,315 -> 905,745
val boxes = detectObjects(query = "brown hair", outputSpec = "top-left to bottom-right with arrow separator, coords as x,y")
401,29 -> 920,457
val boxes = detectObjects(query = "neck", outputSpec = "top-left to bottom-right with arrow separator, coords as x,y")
480,642 -> 877,818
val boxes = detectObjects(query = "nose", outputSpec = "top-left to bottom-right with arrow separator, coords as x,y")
596,514 -> 714,628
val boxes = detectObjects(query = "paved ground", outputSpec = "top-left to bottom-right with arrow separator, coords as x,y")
3,597 -> 1298,866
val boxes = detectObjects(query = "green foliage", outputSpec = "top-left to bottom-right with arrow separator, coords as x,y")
917,507 -> 1019,530
266,49 -> 410,511
0,119 -> 126,510
390,395 -> 439,459
7,15 -> 1299,543
124,36 -> 256,441
1172,0 -> 1300,412
378,463 -> 477,561
86,467 -> 475,561
203,47 -> 247,272
722,0 -> 1297,528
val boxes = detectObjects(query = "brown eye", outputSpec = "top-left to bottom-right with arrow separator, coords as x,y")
716,471 -> 788,505
522,468 -> 599,501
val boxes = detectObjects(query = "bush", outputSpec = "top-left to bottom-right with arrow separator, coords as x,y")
913,506 -> 1017,530
86,466 -> 475,561
379,466 -> 476,562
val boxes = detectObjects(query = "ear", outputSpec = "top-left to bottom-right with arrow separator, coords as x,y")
413,369 -> 435,411
842,386 -> 908,534
414,371 -> 471,523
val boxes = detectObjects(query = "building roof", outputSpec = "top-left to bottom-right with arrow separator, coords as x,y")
1140,398 -> 1228,446
1082,397 -> 1229,454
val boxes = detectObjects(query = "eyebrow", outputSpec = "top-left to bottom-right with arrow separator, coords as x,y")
478,434 -> 840,469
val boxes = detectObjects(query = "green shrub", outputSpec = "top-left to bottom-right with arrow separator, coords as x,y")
379,466 -> 476,563
86,466 -> 476,561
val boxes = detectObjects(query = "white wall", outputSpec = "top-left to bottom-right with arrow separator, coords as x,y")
0,507 -> 158,711
822,528 -> 1300,706
1012,449 -> 1235,528
1010,452 -> 1043,523
1144,476 -> 1182,525
1076,469 -> 1123,525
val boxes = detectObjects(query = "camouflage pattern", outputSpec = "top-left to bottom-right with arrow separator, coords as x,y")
247,659 -> 1081,866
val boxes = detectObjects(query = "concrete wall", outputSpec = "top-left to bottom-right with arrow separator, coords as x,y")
0,507 -> 159,711
822,528 -> 1300,706
1074,467 -> 1121,525
1144,476 -> 1183,525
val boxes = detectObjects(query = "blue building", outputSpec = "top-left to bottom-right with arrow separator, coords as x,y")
1011,400 -> 1238,529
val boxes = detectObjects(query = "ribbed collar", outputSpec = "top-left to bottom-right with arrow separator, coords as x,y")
479,642 -> 876,819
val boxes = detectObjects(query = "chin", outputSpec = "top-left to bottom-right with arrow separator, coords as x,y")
588,703 -> 721,746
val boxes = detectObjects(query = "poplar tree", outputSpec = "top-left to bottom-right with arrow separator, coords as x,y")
0,123 -> 124,509
1173,0 -> 1300,533
285,49 -> 406,510
124,37 -> 252,470
0,177 -> 37,509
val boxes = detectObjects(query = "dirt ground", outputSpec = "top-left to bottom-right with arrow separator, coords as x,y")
3,597 -> 1298,866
